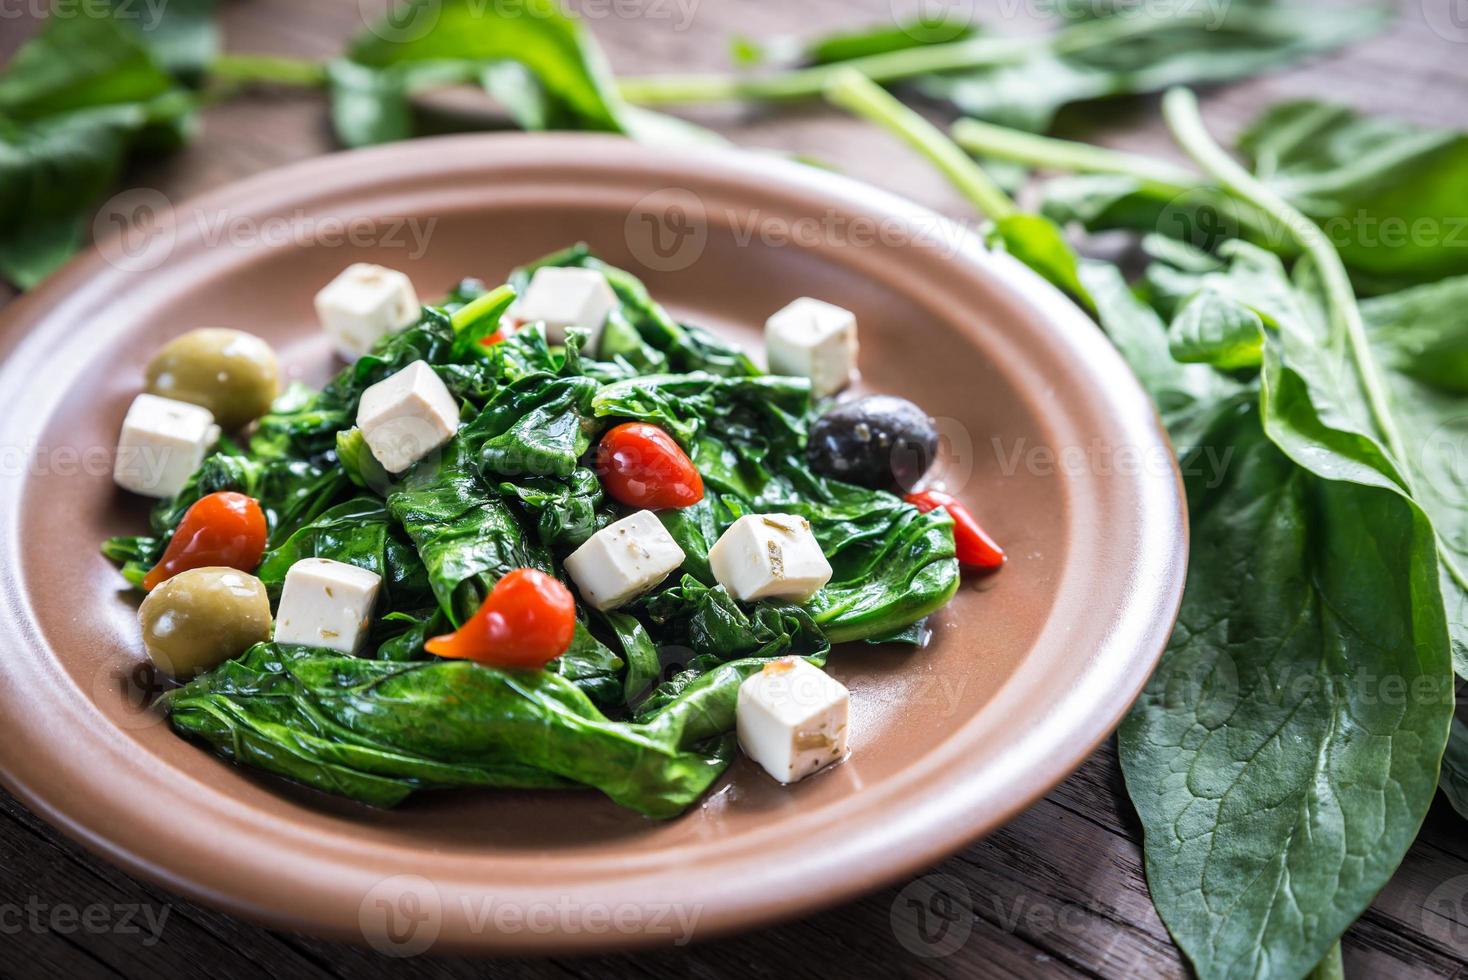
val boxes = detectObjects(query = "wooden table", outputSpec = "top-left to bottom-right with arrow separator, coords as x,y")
3,1 -> 1467,976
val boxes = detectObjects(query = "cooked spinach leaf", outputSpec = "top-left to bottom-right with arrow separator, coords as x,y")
169,641 -> 750,817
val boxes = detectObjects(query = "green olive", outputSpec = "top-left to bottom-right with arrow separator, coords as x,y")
138,567 -> 272,678
145,328 -> 279,430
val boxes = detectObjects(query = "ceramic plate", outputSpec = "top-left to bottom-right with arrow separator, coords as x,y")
0,134 -> 1185,954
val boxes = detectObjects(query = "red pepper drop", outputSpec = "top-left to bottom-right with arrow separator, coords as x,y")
904,489 -> 1006,571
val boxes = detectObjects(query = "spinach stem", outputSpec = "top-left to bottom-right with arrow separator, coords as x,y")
949,117 -> 1291,247
1160,88 -> 1408,467
617,13 -> 1164,106
950,118 -> 1201,186
824,69 -> 1015,221
1160,89 -> 1468,602
617,35 -> 1036,104
211,54 -> 329,88
450,284 -> 517,332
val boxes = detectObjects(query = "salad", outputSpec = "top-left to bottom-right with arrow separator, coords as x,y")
102,245 -> 1002,818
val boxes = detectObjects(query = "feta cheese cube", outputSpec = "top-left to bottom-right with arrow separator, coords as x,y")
273,558 -> 382,654
737,657 -> 850,783
512,266 -> 617,349
113,393 -> 220,498
563,510 -> 685,611
314,263 -> 420,361
765,297 -> 859,398
709,513 -> 832,603
356,360 -> 460,474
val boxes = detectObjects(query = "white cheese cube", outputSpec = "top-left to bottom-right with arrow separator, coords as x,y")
563,510 -> 685,611
273,558 -> 382,654
737,657 -> 850,783
709,513 -> 832,603
765,297 -> 859,398
314,263 -> 420,362
512,266 -> 617,349
356,360 -> 460,474
113,393 -> 220,498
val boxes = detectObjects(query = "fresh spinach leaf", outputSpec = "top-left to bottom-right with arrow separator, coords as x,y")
1120,400 -> 1451,980
919,4 -> 1387,133
1441,717 -> 1468,822
330,0 -> 626,147
0,11 -> 194,287
1167,288 -> 1265,370
1042,100 -> 1468,292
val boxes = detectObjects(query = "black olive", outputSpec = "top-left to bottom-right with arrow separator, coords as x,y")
807,395 -> 939,491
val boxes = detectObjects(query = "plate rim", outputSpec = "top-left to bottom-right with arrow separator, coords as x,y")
0,131 -> 1187,953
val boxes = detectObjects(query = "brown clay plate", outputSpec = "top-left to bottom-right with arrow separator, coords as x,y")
0,133 -> 1185,954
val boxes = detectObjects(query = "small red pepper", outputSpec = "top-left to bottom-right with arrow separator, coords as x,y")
425,568 -> 576,668
478,317 -> 520,347
594,422 -> 704,510
143,491 -> 268,590
904,489 -> 1006,571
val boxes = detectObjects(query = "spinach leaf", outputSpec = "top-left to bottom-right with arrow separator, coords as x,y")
102,452 -> 347,585
329,0 -> 626,147
512,245 -> 760,377
498,467 -> 608,550
1143,235 -> 1468,676
0,11 -> 194,287
1088,244 -> 1451,980
1120,400 -> 1451,980
1238,101 -> 1468,289
256,497 -> 432,608
387,442 -> 551,624
168,642 -> 743,818
0,10 -> 178,120
1441,718 -> 1468,822
107,0 -> 218,81
1042,100 -> 1468,292
1167,288 -> 1264,370
622,3 -> 1384,138
471,374 -> 598,480
598,610 -> 661,704
920,3 -> 1387,134
639,575 -> 830,665
1113,88 -> 1457,980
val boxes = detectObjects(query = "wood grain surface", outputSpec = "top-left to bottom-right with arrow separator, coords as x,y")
2,1 -> 1467,976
